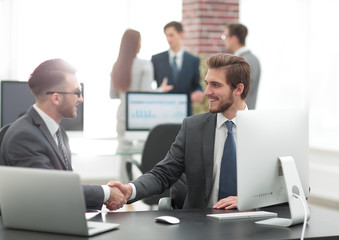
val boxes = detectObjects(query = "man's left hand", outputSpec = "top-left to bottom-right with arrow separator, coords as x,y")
213,196 -> 237,210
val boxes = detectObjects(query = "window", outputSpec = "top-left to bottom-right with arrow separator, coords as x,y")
240,0 -> 339,151
1,0 -> 182,138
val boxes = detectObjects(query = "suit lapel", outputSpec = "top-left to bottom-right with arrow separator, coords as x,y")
161,52 -> 174,84
202,113 -> 217,200
28,107 -> 69,170
178,51 -> 188,80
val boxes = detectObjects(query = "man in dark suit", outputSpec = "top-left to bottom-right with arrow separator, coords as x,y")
109,54 -> 250,209
222,23 -> 261,110
151,21 -> 204,115
0,59 -> 125,211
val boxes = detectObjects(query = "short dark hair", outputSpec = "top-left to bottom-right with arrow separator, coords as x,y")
207,53 -> 250,99
164,21 -> 183,33
226,23 -> 248,45
28,59 -> 76,96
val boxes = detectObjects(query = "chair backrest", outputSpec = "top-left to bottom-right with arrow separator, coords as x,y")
170,173 -> 187,209
140,123 -> 181,206
140,124 -> 181,173
0,124 -> 11,148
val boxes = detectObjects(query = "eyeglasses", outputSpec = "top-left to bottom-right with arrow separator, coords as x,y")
46,90 -> 82,98
221,34 -> 231,40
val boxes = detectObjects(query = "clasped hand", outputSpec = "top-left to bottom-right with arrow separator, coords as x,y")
104,181 -> 132,211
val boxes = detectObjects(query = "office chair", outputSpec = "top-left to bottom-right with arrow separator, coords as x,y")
158,173 -> 187,210
0,124 -> 10,148
125,123 -> 186,209
0,124 -> 10,216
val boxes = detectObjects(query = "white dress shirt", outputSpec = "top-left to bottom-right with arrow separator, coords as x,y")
129,107 -> 248,205
207,113 -> 238,207
207,107 -> 248,207
33,104 -> 110,203
169,48 -> 185,71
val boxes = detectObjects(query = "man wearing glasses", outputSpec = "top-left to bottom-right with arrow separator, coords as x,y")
222,23 -> 261,110
0,59 -> 125,211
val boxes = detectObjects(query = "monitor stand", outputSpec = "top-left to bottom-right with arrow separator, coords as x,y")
256,156 -> 310,227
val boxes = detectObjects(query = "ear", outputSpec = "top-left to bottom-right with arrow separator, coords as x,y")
234,83 -> 244,97
179,32 -> 184,39
48,93 -> 62,106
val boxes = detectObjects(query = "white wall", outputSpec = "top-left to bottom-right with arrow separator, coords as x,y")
240,0 -> 339,206
240,0 -> 339,151
0,0 -> 182,138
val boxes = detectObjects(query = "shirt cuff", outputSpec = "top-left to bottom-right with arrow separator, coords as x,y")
128,183 -> 136,201
101,185 -> 110,203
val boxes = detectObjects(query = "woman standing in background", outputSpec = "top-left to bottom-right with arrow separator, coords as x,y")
110,29 -> 172,137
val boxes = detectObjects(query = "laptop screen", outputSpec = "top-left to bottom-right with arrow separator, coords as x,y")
126,92 -> 188,131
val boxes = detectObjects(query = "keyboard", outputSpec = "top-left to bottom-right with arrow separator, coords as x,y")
207,211 -> 277,220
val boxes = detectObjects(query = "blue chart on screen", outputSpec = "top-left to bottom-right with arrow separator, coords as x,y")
126,92 -> 188,131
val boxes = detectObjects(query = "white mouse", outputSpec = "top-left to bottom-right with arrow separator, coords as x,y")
155,215 -> 180,224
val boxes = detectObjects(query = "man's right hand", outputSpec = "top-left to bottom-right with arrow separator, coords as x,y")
107,181 -> 132,201
160,77 -> 174,92
105,186 -> 126,211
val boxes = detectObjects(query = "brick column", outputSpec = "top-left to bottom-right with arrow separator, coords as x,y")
182,0 -> 239,56
182,0 -> 239,114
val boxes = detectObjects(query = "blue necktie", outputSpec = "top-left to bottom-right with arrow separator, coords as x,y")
172,55 -> 179,83
218,120 -> 237,200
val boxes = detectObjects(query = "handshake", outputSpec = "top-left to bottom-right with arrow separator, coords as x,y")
104,181 -> 133,211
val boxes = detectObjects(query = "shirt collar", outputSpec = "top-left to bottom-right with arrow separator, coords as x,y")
234,46 -> 250,56
169,48 -> 184,59
216,105 -> 249,128
33,104 -> 60,136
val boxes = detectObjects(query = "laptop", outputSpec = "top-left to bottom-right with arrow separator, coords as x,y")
0,166 -> 119,236
125,91 -> 189,141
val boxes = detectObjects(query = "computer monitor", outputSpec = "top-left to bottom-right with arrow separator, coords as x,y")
126,92 -> 188,131
0,81 -> 84,131
236,109 -> 310,227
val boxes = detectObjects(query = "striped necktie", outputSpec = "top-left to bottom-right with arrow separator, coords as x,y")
56,128 -> 70,170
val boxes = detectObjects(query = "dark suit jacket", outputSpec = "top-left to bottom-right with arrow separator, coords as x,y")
0,107 -> 104,209
151,51 -> 202,115
131,112 -> 217,209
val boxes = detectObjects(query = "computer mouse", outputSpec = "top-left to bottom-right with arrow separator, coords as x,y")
155,215 -> 180,225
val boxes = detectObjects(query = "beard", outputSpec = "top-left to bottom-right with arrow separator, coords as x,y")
57,99 -> 77,119
208,92 -> 234,113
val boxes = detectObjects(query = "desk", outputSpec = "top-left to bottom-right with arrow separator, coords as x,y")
1,205 -> 339,240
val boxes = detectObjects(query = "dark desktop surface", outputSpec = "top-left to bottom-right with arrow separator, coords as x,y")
1,204 -> 339,240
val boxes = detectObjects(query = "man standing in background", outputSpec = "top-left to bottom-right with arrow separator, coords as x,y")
222,23 -> 261,109
151,21 -> 204,115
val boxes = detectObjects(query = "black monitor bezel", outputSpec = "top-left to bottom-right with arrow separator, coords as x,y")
0,80 -> 84,131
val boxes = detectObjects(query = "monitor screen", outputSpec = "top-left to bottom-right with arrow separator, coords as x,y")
0,81 -> 84,131
126,92 -> 188,131
236,109 -> 309,211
